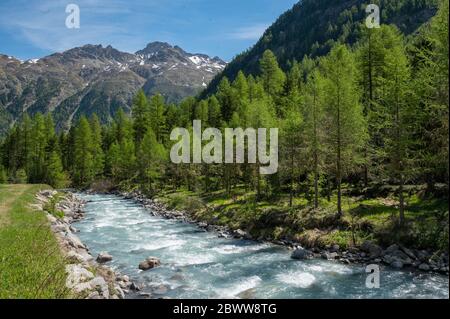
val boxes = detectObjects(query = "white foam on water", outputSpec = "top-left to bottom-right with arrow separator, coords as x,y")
215,275 -> 262,298
171,253 -> 216,266
212,243 -> 271,255
276,271 -> 316,288
308,262 -> 354,275
132,238 -> 187,251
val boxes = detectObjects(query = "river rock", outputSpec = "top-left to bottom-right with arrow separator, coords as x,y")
360,241 -> 383,258
139,257 -> 161,270
322,252 -> 339,260
89,276 -> 110,298
233,229 -> 250,239
96,252 -> 113,263
330,244 -> 340,252
400,246 -> 417,260
418,263 -> 430,271
391,260 -> 404,269
385,244 -> 400,254
416,250 -> 430,262
291,247 -> 312,260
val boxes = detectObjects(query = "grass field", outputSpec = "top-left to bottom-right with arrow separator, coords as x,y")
0,184 -> 69,299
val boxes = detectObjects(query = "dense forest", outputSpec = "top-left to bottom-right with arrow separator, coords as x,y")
202,0 -> 439,97
0,0 -> 448,246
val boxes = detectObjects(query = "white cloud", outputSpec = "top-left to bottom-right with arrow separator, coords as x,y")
227,24 -> 269,40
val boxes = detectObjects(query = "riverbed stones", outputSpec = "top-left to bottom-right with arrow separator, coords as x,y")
233,229 -> 251,239
291,247 -> 313,260
330,244 -> 340,252
360,241 -> 383,258
391,260 -> 404,269
35,190 -> 128,299
139,257 -> 161,270
66,264 -> 95,287
418,263 -> 431,271
96,252 -> 113,263
322,252 -> 339,260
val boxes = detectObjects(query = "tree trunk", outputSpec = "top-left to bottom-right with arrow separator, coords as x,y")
336,87 -> 342,218
289,152 -> 294,207
399,173 -> 405,226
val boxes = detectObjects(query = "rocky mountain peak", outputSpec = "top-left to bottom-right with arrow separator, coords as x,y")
0,42 -> 226,135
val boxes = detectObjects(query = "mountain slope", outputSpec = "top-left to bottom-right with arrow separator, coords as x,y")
0,42 -> 226,134
202,0 -> 438,97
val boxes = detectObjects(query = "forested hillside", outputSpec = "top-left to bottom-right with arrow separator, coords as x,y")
0,1 -> 448,251
202,0 -> 438,97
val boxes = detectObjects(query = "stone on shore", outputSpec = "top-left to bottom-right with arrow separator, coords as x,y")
360,241 -> 383,258
96,252 -> 113,263
139,257 -> 161,270
418,263 -> 430,271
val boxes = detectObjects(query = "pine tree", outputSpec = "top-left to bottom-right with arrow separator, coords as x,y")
73,116 -> 94,186
414,0 -> 449,192
303,70 -> 325,208
137,128 -> 167,192
321,44 -> 367,218
90,114 -> 105,178
280,108 -> 303,206
208,96 -> 222,127
259,50 -> 286,98
381,28 -> 413,226
45,151 -> 67,188
29,113 -> 47,183
132,89 -> 150,145
149,94 -> 167,143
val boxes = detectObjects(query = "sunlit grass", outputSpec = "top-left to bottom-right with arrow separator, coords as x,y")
0,184 -> 69,299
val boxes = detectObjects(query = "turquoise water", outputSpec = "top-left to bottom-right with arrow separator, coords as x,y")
74,193 -> 449,299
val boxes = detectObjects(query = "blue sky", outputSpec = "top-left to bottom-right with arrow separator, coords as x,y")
0,0 -> 298,61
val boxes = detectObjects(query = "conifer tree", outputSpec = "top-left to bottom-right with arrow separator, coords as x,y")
321,45 -> 367,218
149,94 -> 166,143
259,50 -> 286,99
73,116 -> 94,186
132,89 -> 150,146
303,70 -> 325,208
90,114 -> 105,178
381,28 -> 413,226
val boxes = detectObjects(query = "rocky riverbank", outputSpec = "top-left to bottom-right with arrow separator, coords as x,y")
117,189 -> 449,275
35,190 -> 135,299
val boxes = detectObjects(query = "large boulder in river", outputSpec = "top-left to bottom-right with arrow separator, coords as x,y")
96,252 -> 113,263
139,257 -> 161,271
291,247 -> 313,260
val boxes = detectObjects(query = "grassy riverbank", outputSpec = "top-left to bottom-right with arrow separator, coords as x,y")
0,184 -> 69,299
155,186 -> 448,252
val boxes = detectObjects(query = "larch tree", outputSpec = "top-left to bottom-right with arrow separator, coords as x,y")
73,116 -> 94,186
320,44 -> 367,218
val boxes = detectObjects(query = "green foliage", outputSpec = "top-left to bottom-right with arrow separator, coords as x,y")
0,4 -> 447,251
0,165 -> 7,184
203,0 -> 438,97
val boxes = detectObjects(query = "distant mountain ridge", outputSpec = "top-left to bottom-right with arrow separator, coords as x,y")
0,42 -> 226,134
